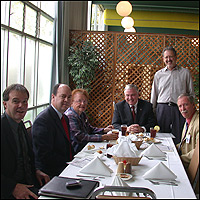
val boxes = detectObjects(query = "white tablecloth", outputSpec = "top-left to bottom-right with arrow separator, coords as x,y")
59,135 -> 196,199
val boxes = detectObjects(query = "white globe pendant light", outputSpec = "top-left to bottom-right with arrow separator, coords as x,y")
116,1 -> 132,17
121,16 -> 134,29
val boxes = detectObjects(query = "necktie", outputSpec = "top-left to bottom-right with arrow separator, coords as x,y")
178,122 -> 189,155
18,123 -> 33,184
131,105 -> 135,121
61,115 -> 73,160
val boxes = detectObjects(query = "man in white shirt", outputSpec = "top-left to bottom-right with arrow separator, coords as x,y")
151,46 -> 194,144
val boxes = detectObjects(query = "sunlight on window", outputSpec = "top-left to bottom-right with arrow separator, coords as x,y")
7,32 -> 22,85
37,43 -> 52,105
25,38 -> 35,106
25,5 -> 37,36
40,14 -> 54,43
10,1 -> 24,31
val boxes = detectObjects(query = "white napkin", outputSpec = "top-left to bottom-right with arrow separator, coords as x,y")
74,151 -> 104,160
141,143 -> 166,157
110,175 -> 130,196
114,140 -> 138,157
79,156 -> 113,176
143,162 -> 177,180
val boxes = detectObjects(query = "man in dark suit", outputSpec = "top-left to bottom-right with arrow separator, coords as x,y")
32,84 -> 74,178
1,84 -> 49,199
112,84 -> 157,133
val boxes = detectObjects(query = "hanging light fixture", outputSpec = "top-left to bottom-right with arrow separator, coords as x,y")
121,16 -> 134,29
124,27 -> 136,32
116,1 -> 132,17
116,1 -> 136,32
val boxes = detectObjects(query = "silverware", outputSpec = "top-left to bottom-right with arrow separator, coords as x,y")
144,155 -> 167,161
76,174 -> 105,179
149,180 -> 178,186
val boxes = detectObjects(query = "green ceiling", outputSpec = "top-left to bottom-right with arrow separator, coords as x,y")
92,1 -> 199,14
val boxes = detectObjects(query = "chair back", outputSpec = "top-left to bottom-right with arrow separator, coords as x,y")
187,138 -> 199,192
90,186 -> 156,199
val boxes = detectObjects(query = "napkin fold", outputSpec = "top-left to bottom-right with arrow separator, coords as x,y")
114,140 -> 138,157
143,162 -> 177,180
141,143 -> 166,157
79,156 -> 113,176
110,175 -> 130,196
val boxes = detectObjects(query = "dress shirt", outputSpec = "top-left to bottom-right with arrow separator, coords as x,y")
65,107 -> 104,153
151,66 -> 194,110
51,104 -> 63,119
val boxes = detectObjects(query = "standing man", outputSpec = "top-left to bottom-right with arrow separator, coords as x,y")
176,93 -> 199,169
151,46 -> 194,144
1,84 -> 50,199
32,84 -> 74,178
112,84 -> 157,133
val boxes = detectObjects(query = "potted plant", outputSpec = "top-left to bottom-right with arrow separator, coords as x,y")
67,40 -> 100,91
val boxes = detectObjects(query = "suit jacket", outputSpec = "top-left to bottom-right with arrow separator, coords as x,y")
177,111 -> 199,168
112,99 -> 157,132
32,106 -> 74,178
1,113 -> 37,199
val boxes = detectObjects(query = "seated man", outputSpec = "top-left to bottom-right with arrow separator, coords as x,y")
112,84 -> 157,133
176,93 -> 199,169
65,89 -> 118,153
32,84 -> 74,178
1,84 -> 49,199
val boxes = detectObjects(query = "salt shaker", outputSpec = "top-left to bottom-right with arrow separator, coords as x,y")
117,162 -> 124,174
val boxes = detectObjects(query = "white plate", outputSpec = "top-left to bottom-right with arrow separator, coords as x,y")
143,137 -> 161,144
118,173 -> 133,181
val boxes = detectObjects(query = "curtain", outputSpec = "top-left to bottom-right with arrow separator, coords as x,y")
50,1 -> 88,102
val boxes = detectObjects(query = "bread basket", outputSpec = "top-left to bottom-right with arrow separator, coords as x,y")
113,156 -> 142,166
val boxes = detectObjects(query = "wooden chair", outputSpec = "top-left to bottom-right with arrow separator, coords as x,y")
187,138 -> 199,194
90,186 -> 156,199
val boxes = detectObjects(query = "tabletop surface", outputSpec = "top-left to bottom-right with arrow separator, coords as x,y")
40,133 -> 196,199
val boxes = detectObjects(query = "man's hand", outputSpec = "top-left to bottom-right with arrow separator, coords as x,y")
103,125 -> 114,133
12,183 -> 38,199
127,124 -> 144,133
102,133 -> 118,141
36,169 -> 50,187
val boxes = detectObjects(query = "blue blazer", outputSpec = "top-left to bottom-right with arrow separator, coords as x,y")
112,99 -> 157,132
32,106 -> 74,177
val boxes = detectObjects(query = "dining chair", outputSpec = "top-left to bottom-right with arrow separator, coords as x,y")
187,138 -> 199,194
24,120 -> 33,141
90,186 -> 156,199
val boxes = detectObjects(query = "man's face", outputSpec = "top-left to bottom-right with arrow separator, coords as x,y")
3,90 -> 28,123
177,96 -> 196,119
124,88 -> 139,106
163,50 -> 177,70
72,92 -> 88,115
51,85 -> 72,114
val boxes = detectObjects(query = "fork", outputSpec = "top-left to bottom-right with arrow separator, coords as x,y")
149,180 -> 178,186
144,155 -> 167,161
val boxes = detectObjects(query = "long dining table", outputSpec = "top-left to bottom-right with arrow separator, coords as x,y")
40,133 -> 196,199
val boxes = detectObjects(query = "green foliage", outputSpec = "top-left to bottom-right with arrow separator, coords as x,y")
67,40 -> 100,91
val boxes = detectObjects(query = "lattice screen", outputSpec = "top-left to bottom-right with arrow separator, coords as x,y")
68,31 -> 199,128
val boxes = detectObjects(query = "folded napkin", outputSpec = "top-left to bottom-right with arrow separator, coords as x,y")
141,143 -> 166,157
114,140 -> 138,157
79,156 -> 113,176
110,175 -> 130,196
143,162 -> 177,180
74,151 -> 104,160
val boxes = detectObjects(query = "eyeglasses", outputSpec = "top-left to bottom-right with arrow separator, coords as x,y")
73,100 -> 88,104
